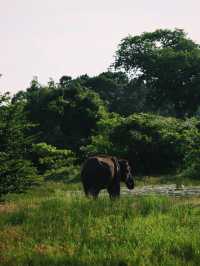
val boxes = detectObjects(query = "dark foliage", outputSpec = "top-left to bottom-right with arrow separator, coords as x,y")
114,29 -> 200,118
0,93 -> 38,196
84,113 -> 200,175
2,28 -> 200,196
19,79 -> 106,155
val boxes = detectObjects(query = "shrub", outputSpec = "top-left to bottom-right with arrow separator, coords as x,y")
0,153 -> 38,197
32,143 -> 79,182
84,113 -> 199,175
0,93 -> 39,197
44,166 -> 80,183
181,132 -> 200,179
82,112 -> 123,156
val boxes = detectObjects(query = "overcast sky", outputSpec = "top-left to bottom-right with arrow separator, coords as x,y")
0,0 -> 199,93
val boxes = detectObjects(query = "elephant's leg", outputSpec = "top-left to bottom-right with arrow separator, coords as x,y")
82,183 -> 90,197
87,188 -> 100,199
107,182 -> 120,199
91,188 -> 100,199
82,181 -> 100,199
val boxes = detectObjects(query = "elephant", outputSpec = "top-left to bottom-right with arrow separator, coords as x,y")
81,155 -> 134,198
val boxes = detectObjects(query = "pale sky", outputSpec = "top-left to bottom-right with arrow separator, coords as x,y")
0,0 -> 199,93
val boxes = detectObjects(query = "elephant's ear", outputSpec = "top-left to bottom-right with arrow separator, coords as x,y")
111,157 -> 120,180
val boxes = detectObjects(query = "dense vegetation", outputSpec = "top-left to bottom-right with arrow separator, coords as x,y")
1,28 -> 200,196
1,28 -> 200,266
1,183 -> 200,266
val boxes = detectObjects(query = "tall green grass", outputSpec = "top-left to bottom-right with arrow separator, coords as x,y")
0,183 -> 200,266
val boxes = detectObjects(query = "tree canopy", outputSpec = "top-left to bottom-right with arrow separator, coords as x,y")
114,29 -> 200,118
15,78 -> 107,155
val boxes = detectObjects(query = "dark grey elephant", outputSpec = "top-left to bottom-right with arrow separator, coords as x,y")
81,155 -> 134,198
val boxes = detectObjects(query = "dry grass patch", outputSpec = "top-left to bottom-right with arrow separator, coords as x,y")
0,203 -> 18,214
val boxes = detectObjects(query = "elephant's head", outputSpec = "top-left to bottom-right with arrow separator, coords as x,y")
118,159 -> 134,190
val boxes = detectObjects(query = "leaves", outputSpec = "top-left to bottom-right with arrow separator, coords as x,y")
114,29 -> 200,117
0,94 -> 38,196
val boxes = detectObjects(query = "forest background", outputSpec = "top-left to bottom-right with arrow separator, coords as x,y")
1,29 -> 200,196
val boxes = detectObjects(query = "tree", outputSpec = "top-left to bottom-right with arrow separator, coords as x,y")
114,29 -> 200,118
79,71 -> 129,114
0,93 -> 38,197
18,78 -> 107,156
0,93 -> 32,158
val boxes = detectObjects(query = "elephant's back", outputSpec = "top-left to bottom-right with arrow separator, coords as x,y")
81,156 -> 114,186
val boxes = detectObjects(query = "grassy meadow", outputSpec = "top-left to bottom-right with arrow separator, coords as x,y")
1,182 -> 200,266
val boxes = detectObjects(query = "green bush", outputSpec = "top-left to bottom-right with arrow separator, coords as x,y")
82,112 -> 123,156
32,143 -> 79,182
84,113 -> 199,175
44,166 -> 80,183
0,153 -> 38,197
0,93 -> 39,197
181,134 -> 200,179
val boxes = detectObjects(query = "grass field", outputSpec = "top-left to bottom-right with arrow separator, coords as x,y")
1,181 -> 200,266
